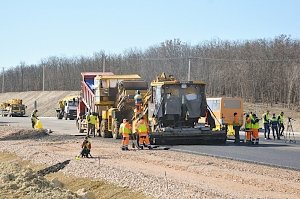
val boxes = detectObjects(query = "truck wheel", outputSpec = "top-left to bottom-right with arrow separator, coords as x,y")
100,120 -> 111,138
112,121 -> 120,139
78,120 -> 84,133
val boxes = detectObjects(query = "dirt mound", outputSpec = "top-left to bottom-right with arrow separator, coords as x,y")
0,161 -> 80,199
0,91 -> 80,117
0,126 -> 49,140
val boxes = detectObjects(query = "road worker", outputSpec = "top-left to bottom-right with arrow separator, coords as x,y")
134,90 -> 143,114
136,116 -> 152,149
86,112 -> 97,137
262,110 -> 271,139
245,114 -> 252,144
119,119 -> 132,151
251,114 -> 260,144
80,136 -> 92,158
271,113 -> 280,140
59,100 -> 65,114
277,112 -> 285,136
233,112 -> 241,144
31,109 -> 38,128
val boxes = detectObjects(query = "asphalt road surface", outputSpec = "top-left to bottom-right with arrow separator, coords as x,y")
1,117 -> 300,170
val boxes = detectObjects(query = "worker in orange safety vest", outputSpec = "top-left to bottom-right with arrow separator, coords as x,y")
245,114 -> 253,143
136,117 -> 152,150
119,119 -> 132,151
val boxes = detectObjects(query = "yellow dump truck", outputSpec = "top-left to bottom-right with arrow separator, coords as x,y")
76,72 -> 148,137
0,99 -> 26,117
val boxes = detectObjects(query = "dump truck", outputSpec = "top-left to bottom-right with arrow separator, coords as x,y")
132,73 -> 227,145
0,99 -> 26,117
56,95 -> 79,120
76,72 -> 148,137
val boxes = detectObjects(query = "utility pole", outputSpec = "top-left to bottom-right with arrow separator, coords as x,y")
188,58 -> 191,81
2,67 -> 4,93
42,64 -> 45,91
102,56 -> 106,72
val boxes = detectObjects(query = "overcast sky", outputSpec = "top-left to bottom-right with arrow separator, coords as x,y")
0,0 -> 299,68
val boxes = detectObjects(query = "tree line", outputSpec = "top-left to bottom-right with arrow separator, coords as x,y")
1,35 -> 300,108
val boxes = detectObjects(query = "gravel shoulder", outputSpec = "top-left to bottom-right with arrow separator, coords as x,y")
0,126 -> 300,199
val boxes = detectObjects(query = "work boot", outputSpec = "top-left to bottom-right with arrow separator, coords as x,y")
148,146 -> 153,150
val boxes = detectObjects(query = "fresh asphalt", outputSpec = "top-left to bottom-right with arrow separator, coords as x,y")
1,117 -> 300,170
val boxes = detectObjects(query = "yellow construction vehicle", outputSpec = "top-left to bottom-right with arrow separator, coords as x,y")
0,102 -> 9,116
131,73 -> 227,145
56,95 -> 78,120
206,97 -> 244,138
0,99 -> 26,117
76,72 -> 148,137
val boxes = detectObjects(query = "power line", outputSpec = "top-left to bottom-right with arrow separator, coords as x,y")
127,56 -> 300,62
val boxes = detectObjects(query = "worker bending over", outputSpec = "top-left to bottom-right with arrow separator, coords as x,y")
119,119 -> 132,151
31,109 -> 38,128
136,117 -> 152,149
81,137 -> 92,158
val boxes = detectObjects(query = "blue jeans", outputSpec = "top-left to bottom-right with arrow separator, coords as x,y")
264,123 -> 270,138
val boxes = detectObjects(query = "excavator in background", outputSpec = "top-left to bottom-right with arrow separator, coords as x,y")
131,73 -> 227,145
76,72 -> 148,137
0,99 -> 26,117
56,96 -> 79,120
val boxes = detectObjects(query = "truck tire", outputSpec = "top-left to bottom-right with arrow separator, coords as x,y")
64,113 -> 68,120
78,120 -> 84,133
57,112 -> 63,119
100,120 -> 111,138
112,121 -> 120,139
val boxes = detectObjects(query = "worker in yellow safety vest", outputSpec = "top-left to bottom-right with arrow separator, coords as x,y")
136,117 -> 152,149
262,110 -> 271,139
251,114 -> 260,145
119,119 -> 132,151
86,112 -> 97,137
31,110 -> 38,129
277,112 -> 285,136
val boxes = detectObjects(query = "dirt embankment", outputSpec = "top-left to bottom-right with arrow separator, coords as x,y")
0,91 -> 80,117
0,127 -> 148,199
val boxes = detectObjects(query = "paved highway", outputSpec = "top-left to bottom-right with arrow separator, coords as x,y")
1,117 -> 300,170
